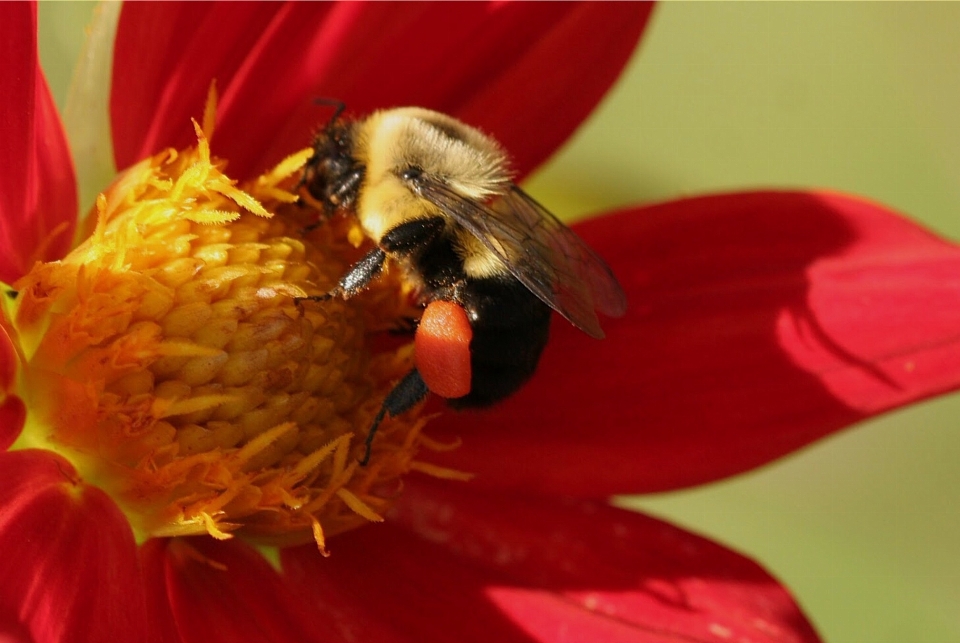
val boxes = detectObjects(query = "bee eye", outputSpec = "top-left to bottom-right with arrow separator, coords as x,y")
400,167 -> 424,184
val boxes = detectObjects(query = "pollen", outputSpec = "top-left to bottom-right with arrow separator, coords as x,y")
6,125 -> 440,550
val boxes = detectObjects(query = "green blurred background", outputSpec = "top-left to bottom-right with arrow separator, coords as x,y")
38,3 -> 959,642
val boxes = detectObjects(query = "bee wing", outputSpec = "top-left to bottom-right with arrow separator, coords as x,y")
415,180 -> 627,338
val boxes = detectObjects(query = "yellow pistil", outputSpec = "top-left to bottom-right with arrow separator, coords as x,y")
5,122 -> 438,552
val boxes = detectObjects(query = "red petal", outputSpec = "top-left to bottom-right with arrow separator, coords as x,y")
0,396 -> 25,451
425,191 -> 960,495
0,322 -> 23,450
0,450 -> 153,643
282,480 -> 821,643
0,322 -> 16,392
111,2 -> 287,175
111,2 -> 652,180
454,3 -> 654,181
138,540 -> 183,643
0,323 -> 22,450
142,537 -> 339,643
0,2 -> 77,283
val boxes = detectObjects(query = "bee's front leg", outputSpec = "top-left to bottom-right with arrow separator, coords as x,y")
296,247 -> 386,305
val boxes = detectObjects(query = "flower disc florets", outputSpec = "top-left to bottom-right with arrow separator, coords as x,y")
5,124 -> 442,552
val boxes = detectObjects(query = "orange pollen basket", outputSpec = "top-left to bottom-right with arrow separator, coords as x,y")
5,122 -> 466,553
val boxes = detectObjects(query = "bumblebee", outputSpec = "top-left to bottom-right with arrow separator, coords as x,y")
300,105 -> 626,463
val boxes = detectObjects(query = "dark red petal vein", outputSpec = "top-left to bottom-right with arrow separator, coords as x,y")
0,450 -> 154,643
282,479 -> 821,643
425,191 -> 960,496
0,1 -> 77,283
111,1 -> 653,181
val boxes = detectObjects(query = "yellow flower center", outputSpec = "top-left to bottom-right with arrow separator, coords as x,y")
5,123 -> 461,553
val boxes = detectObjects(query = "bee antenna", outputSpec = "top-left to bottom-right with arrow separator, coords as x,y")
312,98 -> 346,129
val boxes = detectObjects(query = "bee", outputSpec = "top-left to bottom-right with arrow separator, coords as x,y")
300,105 -> 627,464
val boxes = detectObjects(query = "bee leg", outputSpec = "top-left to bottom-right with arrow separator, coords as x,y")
360,368 -> 429,466
294,247 -> 387,308
336,247 -> 387,297
298,165 -> 364,230
380,217 -> 445,254
300,216 -> 446,308
328,170 -> 363,211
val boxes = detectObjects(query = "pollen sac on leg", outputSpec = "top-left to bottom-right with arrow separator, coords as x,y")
415,300 -> 473,399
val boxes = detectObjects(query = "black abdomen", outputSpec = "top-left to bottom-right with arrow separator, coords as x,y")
450,277 -> 551,408
414,235 -> 551,408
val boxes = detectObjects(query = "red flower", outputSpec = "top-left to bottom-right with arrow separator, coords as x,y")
3,3 -> 958,642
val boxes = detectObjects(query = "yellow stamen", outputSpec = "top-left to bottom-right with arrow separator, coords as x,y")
335,488 -> 384,523
408,461 -> 475,481
6,124 -> 442,549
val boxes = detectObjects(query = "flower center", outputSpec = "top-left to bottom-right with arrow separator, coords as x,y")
5,124 -> 450,552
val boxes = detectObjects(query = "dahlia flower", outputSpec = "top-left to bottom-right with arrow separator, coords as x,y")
3,3 -> 959,642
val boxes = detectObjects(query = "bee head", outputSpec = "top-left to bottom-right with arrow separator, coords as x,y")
303,118 -> 364,216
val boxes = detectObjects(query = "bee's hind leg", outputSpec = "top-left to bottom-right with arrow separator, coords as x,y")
360,368 -> 429,466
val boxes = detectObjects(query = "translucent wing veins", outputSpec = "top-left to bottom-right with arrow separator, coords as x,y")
409,176 -> 626,338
